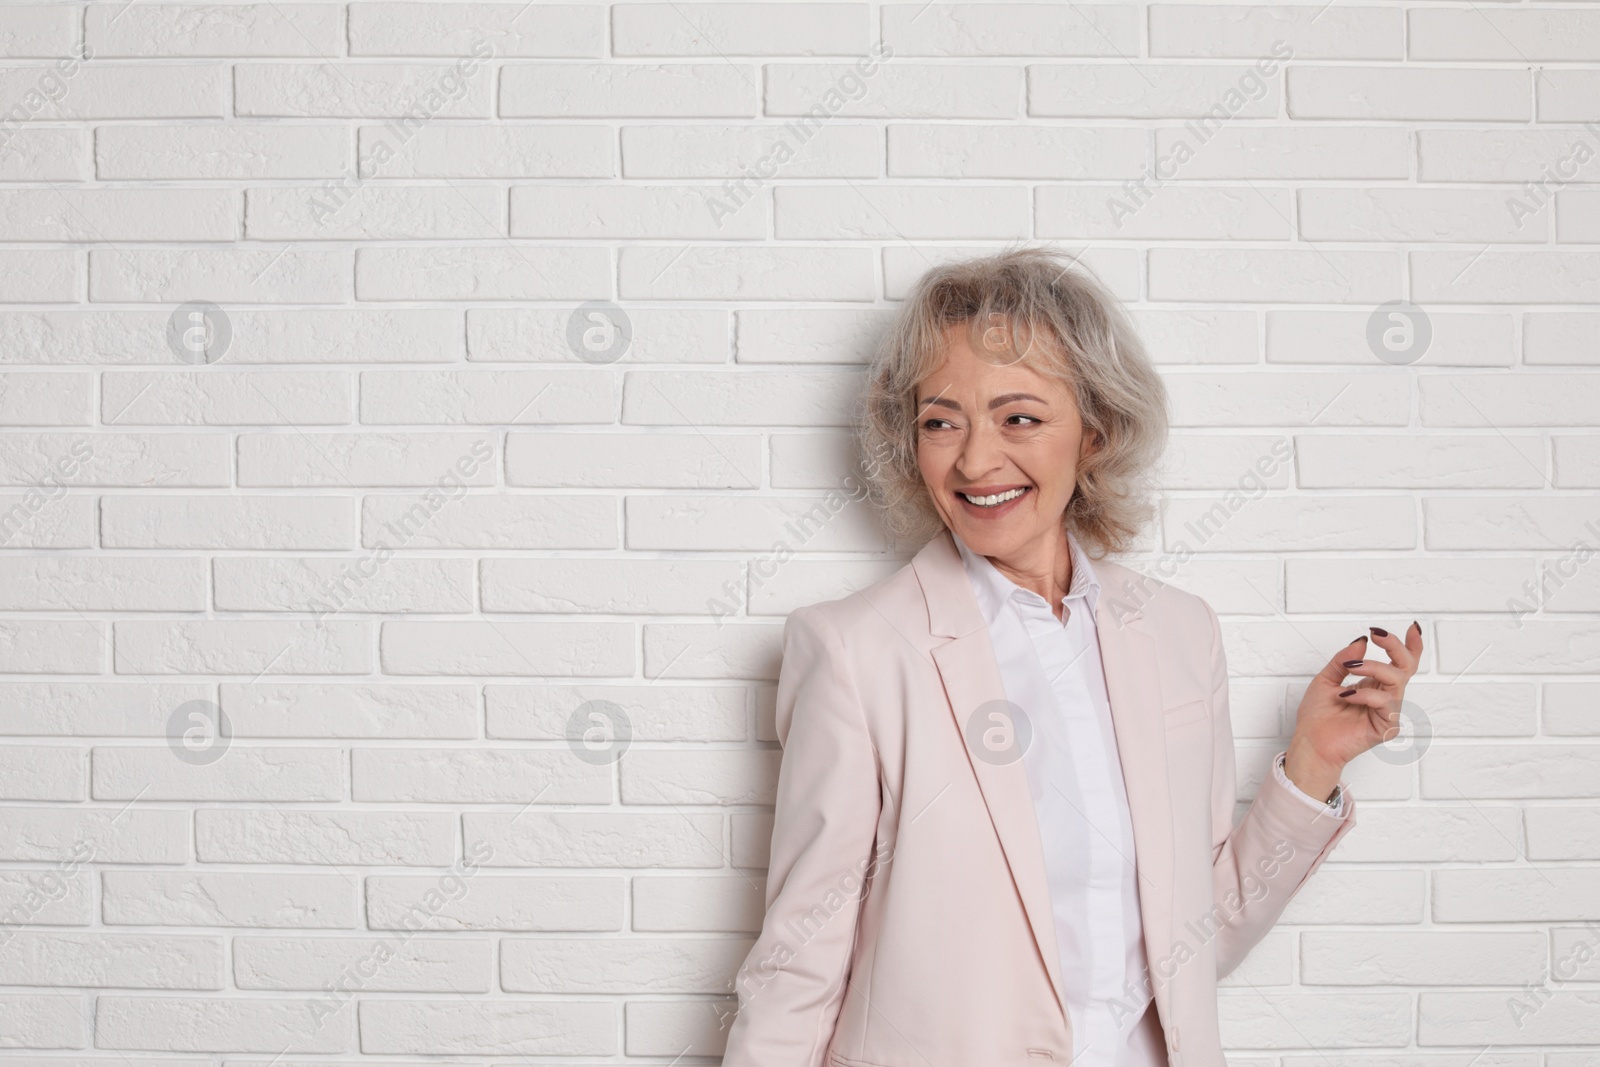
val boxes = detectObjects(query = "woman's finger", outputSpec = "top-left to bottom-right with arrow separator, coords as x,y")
1364,625 -> 1419,675
1335,685 -> 1389,710
1316,634 -> 1371,687
1335,687 -> 1402,740
1341,658 -> 1406,688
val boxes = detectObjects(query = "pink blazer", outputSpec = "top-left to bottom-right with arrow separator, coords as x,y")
722,528 -> 1357,1067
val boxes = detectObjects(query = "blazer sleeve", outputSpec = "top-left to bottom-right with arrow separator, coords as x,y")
1203,597 -> 1358,979
721,605 -> 884,1067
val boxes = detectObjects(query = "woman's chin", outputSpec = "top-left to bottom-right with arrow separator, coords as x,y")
948,500 -> 1044,556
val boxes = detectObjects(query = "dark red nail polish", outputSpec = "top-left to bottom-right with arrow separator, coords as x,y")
1341,659 -> 1364,669
1369,626 -> 1388,637
1410,620 -> 1419,632
1352,634 -> 1367,646
1338,687 -> 1356,697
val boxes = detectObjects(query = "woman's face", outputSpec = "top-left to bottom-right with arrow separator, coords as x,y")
914,321 -> 1096,561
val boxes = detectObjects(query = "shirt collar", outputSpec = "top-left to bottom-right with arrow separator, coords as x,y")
952,527 -> 1101,626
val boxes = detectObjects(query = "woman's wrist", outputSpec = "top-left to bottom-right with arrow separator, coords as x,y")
1283,735 -> 1344,803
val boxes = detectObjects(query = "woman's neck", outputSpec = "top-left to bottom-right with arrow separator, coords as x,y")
984,526 -> 1074,620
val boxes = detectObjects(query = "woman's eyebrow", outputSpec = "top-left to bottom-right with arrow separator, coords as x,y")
916,392 -> 1049,411
985,391 -> 1049,409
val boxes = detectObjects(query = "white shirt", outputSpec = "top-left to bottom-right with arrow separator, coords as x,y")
953,529 -> 1344,1067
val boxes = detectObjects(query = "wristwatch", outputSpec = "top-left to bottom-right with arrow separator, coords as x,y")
1277,750 -> 1342,808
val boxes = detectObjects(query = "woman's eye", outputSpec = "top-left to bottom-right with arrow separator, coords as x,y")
1007,414 -> 1041,426
922,418 -> 952,431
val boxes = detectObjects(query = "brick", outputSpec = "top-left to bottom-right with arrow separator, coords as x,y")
101,496 -> 353,549
234,936 -> 490,991
366,874 -> 623,930
885,3 -> 1135,56
236,63 -> 492,118
0,745 -> 85,800
103,872 -> 356,927
92,746 -> 346,801
86,5 -> 342,56
1031,63 -> 1281,118
0,64 -> 226,119
355,245 -> 610,300
102,370 -> 350,425
485,683 -> 746,742
0,932 -> 223,988
351,747 -> 611,803
501,936 -> 753,992
379,621 -> 632,676
775,184 -> 1029,239
1288,66 -> 1529,121
502,63 -> 757,116
113,620 -> 372,675
464,812 -> 723,867
482,556 -> 743,611
246,185 -> 504,240
625,122 -> 877,178
196,810 -> 456,865
0,188 -> 237,241
469,306 -> 728,364
357,1000 -> 614,1056
618,3 -> 867,55
1151,6 -> 1401,59
95,997 -> 352,1053
97,124 -> 349,179
361,493 -> 617,550
349,3 -> 602,57
767,62 -> 1017,118
364,123 -> 611,177
619,246 -> 874,301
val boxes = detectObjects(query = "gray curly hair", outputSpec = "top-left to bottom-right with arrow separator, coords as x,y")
854,245 -> 1170,559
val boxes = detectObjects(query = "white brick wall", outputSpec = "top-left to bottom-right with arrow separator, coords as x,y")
0,0 -> 1596,1060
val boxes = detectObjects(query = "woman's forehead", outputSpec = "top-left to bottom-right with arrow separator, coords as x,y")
916,343 -> 1071,394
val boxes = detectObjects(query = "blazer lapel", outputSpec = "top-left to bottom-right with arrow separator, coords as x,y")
912,529 -> 1177,1027
1093,587 -> 1177,1019
929,629 -> 1069,1019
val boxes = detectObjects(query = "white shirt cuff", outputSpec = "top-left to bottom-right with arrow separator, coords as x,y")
1274,749 -> 1347,819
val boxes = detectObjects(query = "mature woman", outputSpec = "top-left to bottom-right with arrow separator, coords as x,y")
721,247 -> 1421,1067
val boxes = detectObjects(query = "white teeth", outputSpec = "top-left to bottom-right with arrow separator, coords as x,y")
960,487 -> 1027,507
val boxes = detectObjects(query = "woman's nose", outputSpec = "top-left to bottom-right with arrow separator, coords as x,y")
954,422 -> 1004,476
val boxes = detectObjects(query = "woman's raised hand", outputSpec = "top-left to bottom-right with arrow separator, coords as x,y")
1284,622 -> 1424,800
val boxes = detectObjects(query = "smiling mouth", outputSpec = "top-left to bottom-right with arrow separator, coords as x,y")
957,486 -> 1030,508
